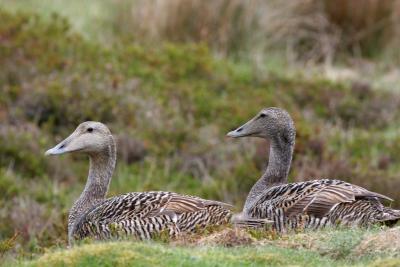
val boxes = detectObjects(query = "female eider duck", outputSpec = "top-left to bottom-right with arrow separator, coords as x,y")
46,121 -> 233,244
227,107 -> 400,231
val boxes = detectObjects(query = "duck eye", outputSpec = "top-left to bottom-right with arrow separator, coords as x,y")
259,113 -> 267,118
87,127 -> 93,133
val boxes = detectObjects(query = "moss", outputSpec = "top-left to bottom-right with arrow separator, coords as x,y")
12,232 -> 400,267
15,241 -> 338,267
4,226 -> 400,266
368,258 -> 400,267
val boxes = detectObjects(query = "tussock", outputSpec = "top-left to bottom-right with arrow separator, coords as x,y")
195,228 -> 255,247
354,227 -> 400,257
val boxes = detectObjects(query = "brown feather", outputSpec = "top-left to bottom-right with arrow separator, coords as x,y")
285,184 -> 368,218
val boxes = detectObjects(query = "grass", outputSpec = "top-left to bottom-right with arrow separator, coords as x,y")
5,242 -> 336,267
3,227 -> 400,267
0,0 -> 114,42
28,243 -> 340,267
2,0 -> 399,62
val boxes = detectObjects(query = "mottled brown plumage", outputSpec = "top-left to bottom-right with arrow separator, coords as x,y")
227,107 -> 400,231
46,122 -> 231,244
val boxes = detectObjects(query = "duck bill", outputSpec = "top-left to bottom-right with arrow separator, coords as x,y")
226,117 -> 259,138
45,132 -> 78,156
45,142 -> 68,156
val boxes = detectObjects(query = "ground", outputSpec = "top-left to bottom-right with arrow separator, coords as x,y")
4,227 -> 400,267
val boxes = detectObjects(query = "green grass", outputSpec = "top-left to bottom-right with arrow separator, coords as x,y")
0,0 -> 115,42
4,242 -> 334,267
4,227 -> 400,267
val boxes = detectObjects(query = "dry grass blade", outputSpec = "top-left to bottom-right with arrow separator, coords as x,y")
354,227 -> 400,257
0,232 -> 19,257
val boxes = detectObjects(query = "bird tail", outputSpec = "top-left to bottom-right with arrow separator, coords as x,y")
380,208 -> 400,227
231,213 -> 273,228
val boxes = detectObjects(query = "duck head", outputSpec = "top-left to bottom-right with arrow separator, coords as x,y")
45,121 -> 112,156
227,107 -> 295,144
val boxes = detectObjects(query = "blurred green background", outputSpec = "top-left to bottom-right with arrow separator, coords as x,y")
1,0 -> 400,259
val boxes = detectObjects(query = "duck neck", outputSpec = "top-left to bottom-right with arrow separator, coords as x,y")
68,135 -> 116,237
244,135 -> 293,213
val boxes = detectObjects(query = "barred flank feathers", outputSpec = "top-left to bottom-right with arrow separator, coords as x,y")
248,179 -> 400,231
72,191 -> 232,241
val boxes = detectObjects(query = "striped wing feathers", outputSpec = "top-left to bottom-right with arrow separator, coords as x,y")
146,195 -> 206,217
349,184 -> 393,201
82,191 -> 230,223
270,180 -> 393,218
285,184 -> 356,217
72,191 -> 232,240
147,194 -> 233,217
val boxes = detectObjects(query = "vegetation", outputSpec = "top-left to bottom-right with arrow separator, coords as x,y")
4,227 -> 400,267
0,1 -> 400,266
2,0 -> 400,63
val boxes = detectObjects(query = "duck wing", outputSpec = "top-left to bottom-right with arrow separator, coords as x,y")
252,179 -> 392,219
282,180 -> 392,218
146,194 -> 233,217
79,191 -> 232,223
